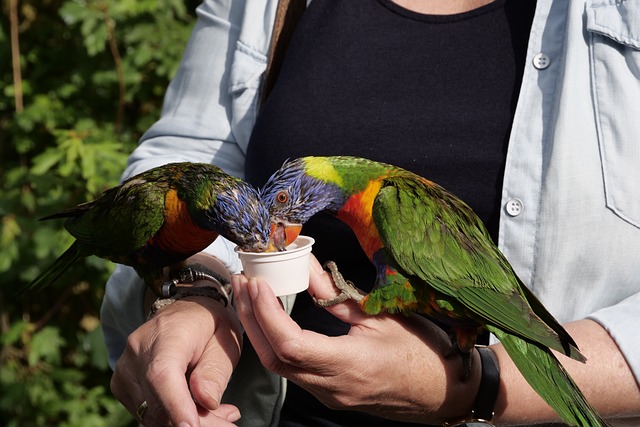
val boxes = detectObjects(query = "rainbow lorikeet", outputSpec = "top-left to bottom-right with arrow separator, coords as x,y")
26,162 -> 270,303
260,156 -> 606,427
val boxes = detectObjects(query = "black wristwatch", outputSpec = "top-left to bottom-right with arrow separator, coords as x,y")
444,346 -> 500,427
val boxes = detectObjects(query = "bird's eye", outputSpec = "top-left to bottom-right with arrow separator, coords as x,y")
276,191 -> 288,204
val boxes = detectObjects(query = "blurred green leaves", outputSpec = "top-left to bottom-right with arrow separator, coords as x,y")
0,0 -> 197,425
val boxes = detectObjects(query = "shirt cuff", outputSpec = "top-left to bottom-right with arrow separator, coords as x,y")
586,292 -> 640,384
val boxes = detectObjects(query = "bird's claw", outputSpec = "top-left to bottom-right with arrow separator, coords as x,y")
148,265 -> 232,318
313,260 -> 365,307
173,284 -> 230,306
444,331 -> 475,381
148,285 -> 231,319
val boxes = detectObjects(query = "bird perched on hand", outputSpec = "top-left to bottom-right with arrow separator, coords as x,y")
26,162 -> 270,303
261,155 -> 606,427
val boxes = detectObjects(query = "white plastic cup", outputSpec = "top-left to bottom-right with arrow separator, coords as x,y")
235,236 -> 315,296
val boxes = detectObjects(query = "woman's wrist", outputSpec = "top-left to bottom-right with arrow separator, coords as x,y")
444,346 -> 500,426
439,346 -> 485,425
144,253 -> 233,314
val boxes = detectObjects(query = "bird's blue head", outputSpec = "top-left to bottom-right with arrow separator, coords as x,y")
261,157 -> 347,250
206,180 -> 271,252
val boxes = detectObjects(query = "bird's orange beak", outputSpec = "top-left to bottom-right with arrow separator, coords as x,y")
268,221 -> 302,252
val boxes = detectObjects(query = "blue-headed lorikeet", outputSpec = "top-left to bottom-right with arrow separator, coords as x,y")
26,162 -> 270,303
260,155 -> 606,427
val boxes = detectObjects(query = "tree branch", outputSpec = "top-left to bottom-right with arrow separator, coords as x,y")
100,3 -> 125,133
9,0 -> 24,113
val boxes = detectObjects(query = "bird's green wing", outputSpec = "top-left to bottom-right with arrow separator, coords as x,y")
372,174 -> 579,357
63,175 -> 167,256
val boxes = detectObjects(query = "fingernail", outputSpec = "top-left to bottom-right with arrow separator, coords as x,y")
228,409 -> 241,422
248,277 -> 259,300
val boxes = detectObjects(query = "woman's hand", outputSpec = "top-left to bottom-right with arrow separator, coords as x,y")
111,287 -> 243,426
233,255 -> 481,425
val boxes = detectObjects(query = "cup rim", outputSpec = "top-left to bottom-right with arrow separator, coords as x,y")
235,235 -> 315,257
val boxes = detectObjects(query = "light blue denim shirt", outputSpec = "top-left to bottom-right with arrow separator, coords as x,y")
101,1 -> 640,425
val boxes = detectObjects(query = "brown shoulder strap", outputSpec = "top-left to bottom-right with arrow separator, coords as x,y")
260,0 -> 307,107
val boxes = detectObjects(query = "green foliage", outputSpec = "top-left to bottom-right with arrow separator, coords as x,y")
0,0 -> 198,425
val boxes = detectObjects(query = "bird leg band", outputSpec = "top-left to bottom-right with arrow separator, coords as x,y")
443,346 -> 500,427
148,264 -> 232,317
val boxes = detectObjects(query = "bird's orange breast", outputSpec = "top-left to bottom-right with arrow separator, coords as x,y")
154,189 -> 219,255
337,180 -> 384,259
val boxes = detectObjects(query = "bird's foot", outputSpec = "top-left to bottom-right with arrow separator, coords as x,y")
444,345 -> 475,381
444,330 -> 475,381
460,351 -> 474,381
313,261 -> 365,307
167,264 -> 231,294
148,265 -> 232,318
149,296 -> 176,315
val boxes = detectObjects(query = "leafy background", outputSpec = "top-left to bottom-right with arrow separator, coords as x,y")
1,0 -> 199,425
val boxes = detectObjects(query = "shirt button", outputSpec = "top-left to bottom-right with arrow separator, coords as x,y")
506,199 -> 523,217
533,53 -> 550,69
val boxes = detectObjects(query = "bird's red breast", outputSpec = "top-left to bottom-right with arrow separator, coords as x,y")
337,179 -> 385,260
152,188 -> 219,255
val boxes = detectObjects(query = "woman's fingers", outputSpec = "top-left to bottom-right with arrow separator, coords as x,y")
111,297 -> 242,426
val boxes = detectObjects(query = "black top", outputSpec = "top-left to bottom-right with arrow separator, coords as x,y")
245,0 -> 535,425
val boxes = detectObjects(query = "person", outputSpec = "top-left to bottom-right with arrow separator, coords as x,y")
102,0 -> 640,425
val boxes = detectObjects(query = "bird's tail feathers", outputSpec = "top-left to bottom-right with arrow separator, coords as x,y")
19,242 -> 84,296
38,201 -> 94,221
490,327 -> 608,427
518,282 -> 586,362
